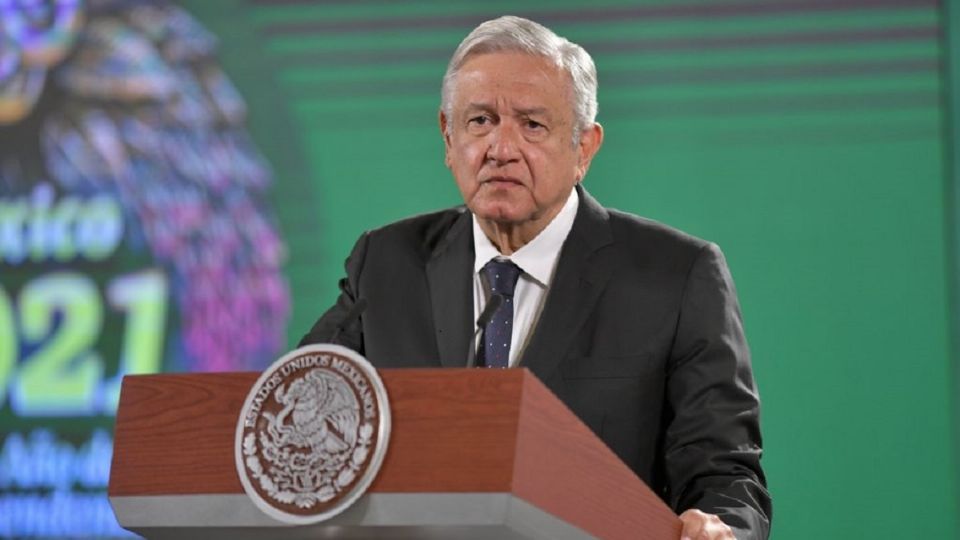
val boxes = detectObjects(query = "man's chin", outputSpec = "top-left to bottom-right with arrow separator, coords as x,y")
469,205 -> 532,225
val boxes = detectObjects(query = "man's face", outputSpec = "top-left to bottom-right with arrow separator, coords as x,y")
441,52 -> 601,230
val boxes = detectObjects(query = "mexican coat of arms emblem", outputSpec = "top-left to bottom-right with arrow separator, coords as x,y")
234,344 -> 391,524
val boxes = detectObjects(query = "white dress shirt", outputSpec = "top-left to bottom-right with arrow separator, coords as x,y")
472,187 -> 580,367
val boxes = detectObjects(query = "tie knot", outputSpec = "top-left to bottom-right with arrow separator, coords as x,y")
482,259 -> 522,297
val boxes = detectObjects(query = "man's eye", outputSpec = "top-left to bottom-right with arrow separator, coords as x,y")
526,120 -> 544,130
469,116 -> 490,126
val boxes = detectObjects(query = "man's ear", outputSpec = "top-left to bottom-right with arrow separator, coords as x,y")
576,122 -> 604,181
439,110 -> 452,168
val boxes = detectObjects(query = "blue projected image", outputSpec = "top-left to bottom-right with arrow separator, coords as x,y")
0,429 -> 127,537
1,1 -> 289,536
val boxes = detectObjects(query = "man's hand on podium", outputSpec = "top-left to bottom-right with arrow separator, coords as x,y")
679,509 -> 736,540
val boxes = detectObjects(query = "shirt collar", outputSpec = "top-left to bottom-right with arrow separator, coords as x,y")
472,187 -> 580,287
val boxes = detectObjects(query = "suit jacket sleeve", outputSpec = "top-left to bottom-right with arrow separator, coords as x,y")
665,242 -> 771,539
298,231 -> 369,352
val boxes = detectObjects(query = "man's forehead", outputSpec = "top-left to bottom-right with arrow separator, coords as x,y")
457,52 -> 564,84
453,52 -> 572,114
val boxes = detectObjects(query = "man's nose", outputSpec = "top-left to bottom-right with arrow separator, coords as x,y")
485,122 -> 522,164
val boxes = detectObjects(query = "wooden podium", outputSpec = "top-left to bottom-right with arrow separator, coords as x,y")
109,368 -> 680,539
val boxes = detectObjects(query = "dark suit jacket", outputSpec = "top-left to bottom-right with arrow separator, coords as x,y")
301,186 -> 771,538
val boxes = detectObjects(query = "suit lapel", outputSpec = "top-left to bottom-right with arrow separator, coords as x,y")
426,211 -> 474,367
519,187 -> 614,380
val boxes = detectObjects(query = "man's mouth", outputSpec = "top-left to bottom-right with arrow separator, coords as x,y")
482,176 -> 523,186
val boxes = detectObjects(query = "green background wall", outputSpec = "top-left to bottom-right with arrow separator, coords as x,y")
193,1 -> 958,537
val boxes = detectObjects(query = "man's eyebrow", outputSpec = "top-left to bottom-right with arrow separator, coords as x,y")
514,107 -> 549,117
464,102 -> 495,113
463,104 -> 551,118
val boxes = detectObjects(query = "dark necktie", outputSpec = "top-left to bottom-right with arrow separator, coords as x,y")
480,259 -> 522,368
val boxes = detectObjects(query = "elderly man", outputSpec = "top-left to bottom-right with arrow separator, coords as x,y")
302,15 -> 770,539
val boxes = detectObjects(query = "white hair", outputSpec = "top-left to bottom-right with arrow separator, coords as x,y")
440,16 -> 598,139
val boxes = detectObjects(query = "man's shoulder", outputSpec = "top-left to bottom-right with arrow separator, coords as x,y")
363,205 -> 469,258
577,188 -> 710,257
591,205 -> 729,297
603,206 -> 711,257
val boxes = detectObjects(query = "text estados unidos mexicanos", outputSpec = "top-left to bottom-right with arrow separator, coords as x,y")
244,354 -> 377,428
